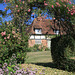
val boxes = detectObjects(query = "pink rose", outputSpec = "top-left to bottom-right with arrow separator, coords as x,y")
4,37 -> 6,40
22,1 -> 24,4
71,13 -> 73,15
3,31 -> 6,35
17,10 -> 20,12
69,2 -> 71,4
52,5 -> 54,8
7,36 -> 10,39
44,3 -> 48,6
12,31 -> 15,34
3,42 -> 5,44
13,36 -> 16,38
67,12 -> 69,14
73,6 -> 74,8
28,9 -> 31,12
16,5 -> 18,8
4,0 -> 6,3
68,10 -> 70,11
1,31 -> 6,36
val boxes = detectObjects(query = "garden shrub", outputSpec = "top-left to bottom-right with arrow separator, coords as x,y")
27,44 -> 48,52
0,24 -> 27,64
51,35 -> 75,72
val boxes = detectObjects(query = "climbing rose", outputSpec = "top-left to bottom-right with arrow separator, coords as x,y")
16,5 -> 18,8
17,10 -> 20,12
4,37 -> 6,40
69,1 -> 71,4
22,1 -> 24,4
44,3 -> 48,6
52,5 -> 54,8
7,36 -> 10,39
28,9 -> 31,12
4,0 -> 6,3
71,13 -> 73,15
12,31 -> 15,34
1,31 -> 6,36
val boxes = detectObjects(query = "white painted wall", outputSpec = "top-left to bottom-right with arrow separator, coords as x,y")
30,35 -> 46,39
30,35 -> 34,39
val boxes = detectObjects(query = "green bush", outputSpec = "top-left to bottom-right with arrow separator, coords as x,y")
27,44 -> 48,52
0,25 -> 27,64
51,35 -> 75,72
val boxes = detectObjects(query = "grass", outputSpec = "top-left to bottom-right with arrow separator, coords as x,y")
26,51 -> 52,63
20,51 -> 75,75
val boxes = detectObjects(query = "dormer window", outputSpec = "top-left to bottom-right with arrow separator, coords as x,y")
35,28 -> 42,34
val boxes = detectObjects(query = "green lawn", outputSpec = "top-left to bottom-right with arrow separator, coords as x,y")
20,51 -> 75,75
26,51 -> 52,63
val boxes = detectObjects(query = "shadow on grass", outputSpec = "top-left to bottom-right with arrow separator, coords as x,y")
32,62 -> 57,68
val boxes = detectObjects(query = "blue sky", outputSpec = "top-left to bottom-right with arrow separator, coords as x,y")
0,2 -> 52,24
0,0 -> 75,24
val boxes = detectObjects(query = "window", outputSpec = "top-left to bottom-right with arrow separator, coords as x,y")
35,40 -> 41,44
54,30 -> 59,35
35,29 -> 42,34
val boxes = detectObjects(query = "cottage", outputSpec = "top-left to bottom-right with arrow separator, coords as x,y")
27,16 -> 66,49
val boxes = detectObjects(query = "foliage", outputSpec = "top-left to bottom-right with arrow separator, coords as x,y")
0,23 -> 27,64
44,0 -> 75,34
0,62 -> 45,75
51,35 -> 75,71
27,44 -> 49,52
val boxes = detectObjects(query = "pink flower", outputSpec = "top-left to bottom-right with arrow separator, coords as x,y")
67,12 -> 69,14
22,1 -> 24,4
1,31 -> 6,36
52,5 -> 54,8
0,41 -> 1,43
16,5 -> 18,8
17,10 -> 20,12
73,6 -> 74,8
3,42 -> 5,44
20,7 -> 23,9
44,3 -> 48,6
4,0 -> 6,3
13,36 -> 16,38
69,2 -> 71,4
67,0 -> 69,2
17,29 -> 19,31
71,13 -> 73,15
7,36 -> 10,39
67,7 -> 69,10
28,9 -> 31,12
19,0 -> 21,2
53,18 -> 55,20
4,37 -> 6,40
12,31 -> 15,34
68,10 -> 70,11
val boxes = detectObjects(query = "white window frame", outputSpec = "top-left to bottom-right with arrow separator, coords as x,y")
35,29 -> 42,34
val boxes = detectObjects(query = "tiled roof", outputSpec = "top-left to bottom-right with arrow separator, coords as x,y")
27,16 -> 67,35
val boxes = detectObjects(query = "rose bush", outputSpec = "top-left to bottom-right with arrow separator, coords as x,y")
0,23 -> 27,64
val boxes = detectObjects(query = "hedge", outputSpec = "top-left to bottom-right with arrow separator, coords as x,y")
51,35 -> 75,72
